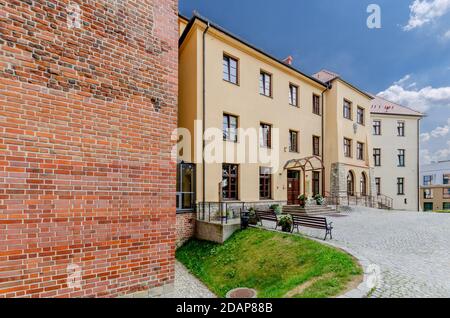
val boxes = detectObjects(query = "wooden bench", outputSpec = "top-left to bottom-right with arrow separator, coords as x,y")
291,215 -> 333,240
255,210 -> 279,230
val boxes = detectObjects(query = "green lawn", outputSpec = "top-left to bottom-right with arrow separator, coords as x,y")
176,228 -> 362,298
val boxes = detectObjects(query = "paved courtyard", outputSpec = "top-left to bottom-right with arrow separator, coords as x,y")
296,208 -> 450,298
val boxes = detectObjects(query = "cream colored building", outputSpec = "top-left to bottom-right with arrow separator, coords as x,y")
370,96 -> 423,210
177,14 -> 422,212
313,70 -> 375,200
178,14 -> 328,210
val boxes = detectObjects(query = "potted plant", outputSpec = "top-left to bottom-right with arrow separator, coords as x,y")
313,194 -> 324,206
298,194 -> 308,208
271,204 -> 282,215
278,214 -> 293,232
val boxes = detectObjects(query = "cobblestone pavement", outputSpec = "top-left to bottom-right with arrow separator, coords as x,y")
167,261 -> 216,298
295,209 -> 450,298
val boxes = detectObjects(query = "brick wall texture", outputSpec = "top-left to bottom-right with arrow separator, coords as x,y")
0,0 -> 178,298
176,213 -> 195,248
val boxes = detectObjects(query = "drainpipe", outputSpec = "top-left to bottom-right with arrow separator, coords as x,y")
202,22 -> 210,213
320,84 -> 330,197
417,117 -> 421,211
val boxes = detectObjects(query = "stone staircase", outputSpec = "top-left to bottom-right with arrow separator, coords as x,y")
282,205 -> 337,216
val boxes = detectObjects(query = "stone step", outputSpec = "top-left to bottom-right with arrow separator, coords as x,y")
282,205 -> 336,216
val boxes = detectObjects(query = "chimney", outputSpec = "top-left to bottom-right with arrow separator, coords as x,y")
283,55 -> 293,65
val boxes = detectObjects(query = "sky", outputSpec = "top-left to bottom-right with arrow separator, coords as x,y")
180,0 -> 450,164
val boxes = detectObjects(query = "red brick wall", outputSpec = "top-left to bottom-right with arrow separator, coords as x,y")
0,0 -> 178,298
176,213 -> 195,248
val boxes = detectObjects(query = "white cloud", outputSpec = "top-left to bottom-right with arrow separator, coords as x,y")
430,124 -> 450,137
420,119 -> 450,163
377,76 -> 450,113
404,0 -> 450,31
444,29 -> 450,39
421,141 -> 450,164
394,74 -> 412,85
421,132 -> 431,142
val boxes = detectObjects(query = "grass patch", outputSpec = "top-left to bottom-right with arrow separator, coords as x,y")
176,228 -> 362,298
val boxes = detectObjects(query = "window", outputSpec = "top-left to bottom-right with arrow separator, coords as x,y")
313,94 -> 321,115
398,149 -> 405,167
312,171 -> 320,196
444,188 -> 450,199
423,189 -> 433,199
343,100 -> 352,120
223,55 -> 238,84
373,148 -> 381,166
357,107 -> 365,125
397,178 -> 405,195
289,84 -> 298,106
344,138 -> 352,158
443,202 -> 450,210
289,130 -> 298,153
223,113 -> 238,142
443,174 -> 450,185
260,123 -> 272,148
423,202 -> 433,212
176,163 -> 196,211
222,164 -> 238,200
373,120 -> 381,135
357,142 -> 364,160
397,121 -> 405,136
259,167 -> 272,199
375,177 -> 381,195
259,71 -> 272,97
360,173 -> 367,196
313,136 -> 320,156
423,175 -> 433,186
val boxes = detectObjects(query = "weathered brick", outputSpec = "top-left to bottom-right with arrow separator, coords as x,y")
0,0 -> 178,298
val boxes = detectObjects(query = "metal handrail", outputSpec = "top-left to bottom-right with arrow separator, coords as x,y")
196,201 -> 285,224
324,191 -> 393,210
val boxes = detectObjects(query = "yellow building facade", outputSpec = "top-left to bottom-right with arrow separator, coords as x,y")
177,14 -> 420,213
178,15 -> 328,209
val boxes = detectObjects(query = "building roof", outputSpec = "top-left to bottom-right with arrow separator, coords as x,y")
312,69 -> 373,99
313,70 -> 424,117
312,69 -> 340,83
179,13 -> 328,89
370,95 -> 424,117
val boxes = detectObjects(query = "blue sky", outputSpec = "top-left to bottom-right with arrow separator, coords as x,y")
180,0 -> 450,164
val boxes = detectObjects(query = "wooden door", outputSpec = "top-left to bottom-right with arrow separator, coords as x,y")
287,170 -> 300,205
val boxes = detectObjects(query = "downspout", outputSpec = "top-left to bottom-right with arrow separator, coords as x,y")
320,84 -> 330,197
417,117 -> 421,211
202,22 -> 210,212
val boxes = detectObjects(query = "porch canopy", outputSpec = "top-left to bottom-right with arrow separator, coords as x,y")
283,156 -> 325,196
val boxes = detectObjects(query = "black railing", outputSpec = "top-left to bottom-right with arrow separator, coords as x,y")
196,201 -> 285,224
325,191 -> 393,210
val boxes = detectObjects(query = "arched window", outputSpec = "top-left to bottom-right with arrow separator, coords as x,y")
360,173 -> 367,196
347,171 -> 355,196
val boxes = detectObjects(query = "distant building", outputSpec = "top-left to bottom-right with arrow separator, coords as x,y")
420,161 -> 450,211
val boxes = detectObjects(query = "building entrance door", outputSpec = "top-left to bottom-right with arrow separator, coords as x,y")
287,170 -> 300,205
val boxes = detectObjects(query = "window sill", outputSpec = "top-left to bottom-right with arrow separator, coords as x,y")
223,79 -> 239,86
260,93 -> 273,99
289,104 -> 299,108
224,139 -> 238,144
